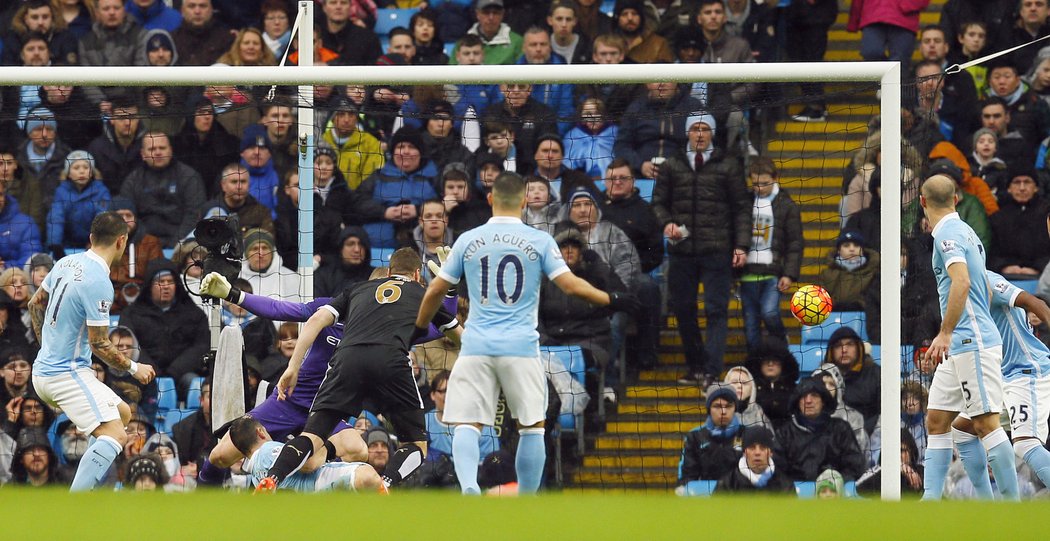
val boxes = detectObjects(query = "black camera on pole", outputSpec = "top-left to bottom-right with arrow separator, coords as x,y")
192,215 -> 242,293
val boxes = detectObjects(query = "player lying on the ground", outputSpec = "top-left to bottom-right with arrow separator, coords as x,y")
946,272 -> 1050,497
195,268 -> 459,485
258,249 -> 461,492
229,416 -> 384,493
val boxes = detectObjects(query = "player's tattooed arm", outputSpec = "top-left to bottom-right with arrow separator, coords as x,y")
27,287 -> 48,343
88,325 -> 132,372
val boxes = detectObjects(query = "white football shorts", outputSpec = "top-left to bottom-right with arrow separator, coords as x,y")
928,346 -> 1004,417
1003,375 -> 1050,443
314,461 -> 368,492
442,355 -> 548,427
33,367 -> 123,435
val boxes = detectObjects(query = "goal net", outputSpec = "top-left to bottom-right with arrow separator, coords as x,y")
0,33 -> 916,497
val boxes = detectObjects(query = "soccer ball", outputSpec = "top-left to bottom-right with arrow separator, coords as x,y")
790,285 -> 833,326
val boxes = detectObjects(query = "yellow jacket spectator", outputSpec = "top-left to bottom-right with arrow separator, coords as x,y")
321,98 -> 383,190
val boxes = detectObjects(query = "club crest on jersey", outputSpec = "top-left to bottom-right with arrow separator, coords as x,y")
940,239 -> 957,253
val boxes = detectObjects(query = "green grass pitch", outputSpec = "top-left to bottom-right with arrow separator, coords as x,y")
4,488 -> 1050,540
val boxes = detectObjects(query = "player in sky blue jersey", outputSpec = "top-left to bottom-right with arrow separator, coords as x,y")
27,213 -> 156,491
919,175 -> 1019,500
415,171 -> 639,495
229,416 -> 384,493
952,272 -> 1050,495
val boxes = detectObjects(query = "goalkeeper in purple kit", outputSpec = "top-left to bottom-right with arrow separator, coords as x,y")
194,270 -> 458,486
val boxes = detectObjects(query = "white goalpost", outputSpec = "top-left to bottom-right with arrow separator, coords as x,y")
3,0 -> 904,499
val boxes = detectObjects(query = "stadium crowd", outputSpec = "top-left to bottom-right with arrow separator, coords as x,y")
0,0 -> 1049,496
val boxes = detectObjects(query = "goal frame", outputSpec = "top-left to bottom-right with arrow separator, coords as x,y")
2,6 -> 902,498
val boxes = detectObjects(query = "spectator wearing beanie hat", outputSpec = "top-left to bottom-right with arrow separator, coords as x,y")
25,252 -> 53,296
119,259 -> 209,396
676,383 -> 744,486
988,164 -> 1050,277
124,452 -> 168,491
818,230 -> 879,312
612,0 -> 673,64
652,104 -> 748,387
715,426 -> 793,493
47,150 -> 111,251
17,106 -> 71,232
108,196 -> 163,315
321,98 -> 384,191
969,127 -> 1009,194
239,227 -> 302,303
420,100 -> 475,177
239,124 -> 280,220
355,127 -> 439,248
140,29 -> 178,66
11,427 -> 63,486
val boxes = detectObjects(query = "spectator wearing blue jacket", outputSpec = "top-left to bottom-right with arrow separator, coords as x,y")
239,125 -> 279,220
0,182 -> 43,270
125,0 -> 182,32
448,35 -> 498,129
356,128 -> 439,248
515,26 -> 574,134
564,97 -> 619,179
46,150 -> 111,250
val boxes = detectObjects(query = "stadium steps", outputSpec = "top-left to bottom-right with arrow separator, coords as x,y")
566,0 -> 943,491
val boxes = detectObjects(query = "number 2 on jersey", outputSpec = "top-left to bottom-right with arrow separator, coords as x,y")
479,254 -> 523,305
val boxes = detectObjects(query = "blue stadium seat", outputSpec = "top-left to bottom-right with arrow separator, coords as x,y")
789,344 -> 826,378
444,41 -> 455,58
601,0 -> 615,16
542,345 -> 585,486
1015,280 -> 1038,295
65,248 -> 85,255
794,480 -> 858,498
374,8 -> 417,37
869,345 -> 880,366
593,179 -> 605,193
162,247 -> 174,260
370,247 -> 395,268
156,408 -> 197,437
548,179 -> 561,197
800,311 -> 866,345
156,377 -> 177,412
379,36 -> 390,54
634,178 -> 655,201
684,479 -> 718,496
186,376 -> 205,410
110,315 -> 119,328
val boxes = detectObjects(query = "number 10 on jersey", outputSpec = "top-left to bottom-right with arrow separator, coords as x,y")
479,254 -> 524,305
